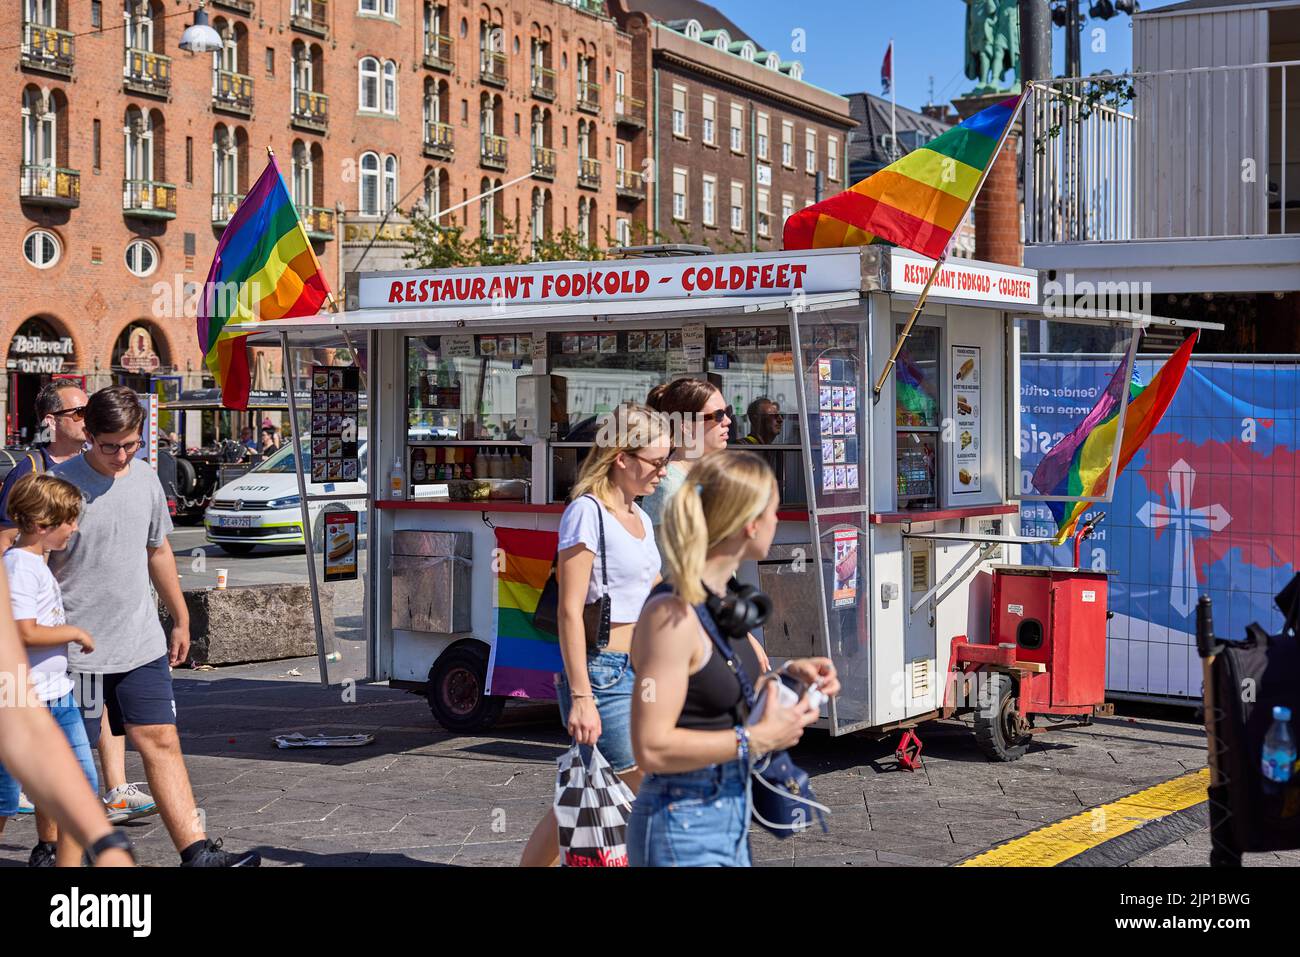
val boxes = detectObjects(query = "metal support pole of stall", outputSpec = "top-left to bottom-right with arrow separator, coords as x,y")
280,331 -> 332,686
1197,595 -> 1241,867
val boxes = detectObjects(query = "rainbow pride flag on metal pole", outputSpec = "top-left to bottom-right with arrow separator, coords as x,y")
1031,332 -> 1199,545
197,151 -> 330,410
783,93 -> 1027,401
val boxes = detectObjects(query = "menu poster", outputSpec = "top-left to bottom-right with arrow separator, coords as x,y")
667,355 -> 702,377
310,366 -> 360,485
950,345 -> 982,494
443,334 -> 475,358
682,323 -> 706,359
832,529 -> 859,608
323,510 -> 359,582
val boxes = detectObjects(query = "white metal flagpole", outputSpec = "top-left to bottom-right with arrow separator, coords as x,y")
889,39 -> 896,160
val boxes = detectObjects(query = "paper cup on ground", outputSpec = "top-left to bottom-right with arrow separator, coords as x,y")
216,569 -> 229,589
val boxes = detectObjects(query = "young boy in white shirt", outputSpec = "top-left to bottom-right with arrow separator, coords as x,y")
0,473 -> 102,867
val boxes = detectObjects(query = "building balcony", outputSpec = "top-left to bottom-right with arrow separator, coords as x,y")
577,80 -> 601,115
1023,67 -> 1300,293
424,33 -> 453,72
213,69 -> 254,116
480,51 -> 507,87
123,48 -> 172,98
532,146 -> 556,180
579,157 -> 601,190
291,90 -> 329,132
574,0 -> 607,14
123,179 -> 177,219
615,167 -> 644,201
615,94 -> 646,128
531,67 -> 556,100
298,205 -> 335,241
481,134 -> 507,170
211,0 -> 256,13
21,22 -> 74,77
212,192 -> 245,228
290,0 -> 328,37
424,121 -> 454,161
20,164 -> 79,208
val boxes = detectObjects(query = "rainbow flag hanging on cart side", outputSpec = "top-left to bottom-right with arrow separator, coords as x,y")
1032,333 -> 1199,545
489,527 -> 562,700
783,94 -> 1023,258
197,154 -> 330,410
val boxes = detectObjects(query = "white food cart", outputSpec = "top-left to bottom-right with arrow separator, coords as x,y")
235,245 -> 1209,756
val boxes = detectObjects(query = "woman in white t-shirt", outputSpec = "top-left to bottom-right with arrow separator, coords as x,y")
519,402 -> 671,866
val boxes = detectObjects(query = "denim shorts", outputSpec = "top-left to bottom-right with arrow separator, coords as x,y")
627,760 -> 752,867
0,690 -> 99,817
78,654 -> 177,746
556,651 -> 636,773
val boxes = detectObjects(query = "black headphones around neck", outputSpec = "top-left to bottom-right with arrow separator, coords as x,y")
704,577 -> 773,640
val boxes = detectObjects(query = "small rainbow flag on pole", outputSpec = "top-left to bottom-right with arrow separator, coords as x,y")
1032,333 -> 1199,545
783,93 -> 1023,258
197,153 -> 330,410
488,527 -> 562,700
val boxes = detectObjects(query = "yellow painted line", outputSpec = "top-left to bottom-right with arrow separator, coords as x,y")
957,767 -> 1210,867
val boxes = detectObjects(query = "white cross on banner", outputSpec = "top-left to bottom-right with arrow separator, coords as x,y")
1136,459 -> 1232,617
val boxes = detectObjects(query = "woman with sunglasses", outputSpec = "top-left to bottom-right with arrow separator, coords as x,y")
0,381 -> 88,553
641,378 -> 731,528
519,402 -> 672,866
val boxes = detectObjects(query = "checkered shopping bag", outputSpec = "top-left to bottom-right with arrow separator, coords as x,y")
554,743 -> 633,867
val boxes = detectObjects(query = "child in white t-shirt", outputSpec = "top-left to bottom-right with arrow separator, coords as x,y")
0,473 -> 98,867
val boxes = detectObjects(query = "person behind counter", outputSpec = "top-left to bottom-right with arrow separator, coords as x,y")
741,396 -> 786,488
641,378 -> 731,527
518,402 -> 672,867
627,451 -> 840,867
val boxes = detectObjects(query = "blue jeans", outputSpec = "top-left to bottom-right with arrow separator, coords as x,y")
628,760 -> 752,867
556,651 -> 636,773
0,691 -> 99,817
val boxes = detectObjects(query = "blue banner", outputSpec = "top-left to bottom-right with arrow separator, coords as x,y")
1019,359 -> 1300,698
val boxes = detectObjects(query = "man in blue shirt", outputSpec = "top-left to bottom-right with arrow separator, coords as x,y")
0,380 -> 88,553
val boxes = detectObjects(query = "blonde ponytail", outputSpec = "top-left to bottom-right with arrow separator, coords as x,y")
659,450 -> 776,605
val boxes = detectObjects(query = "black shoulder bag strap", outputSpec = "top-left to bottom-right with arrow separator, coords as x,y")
583,494 -> 611,651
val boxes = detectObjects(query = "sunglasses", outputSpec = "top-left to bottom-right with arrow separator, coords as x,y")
52,406 -> 86,420
95,439 -> 143,456
697,408 -> 731,425
628,452 -> 672,471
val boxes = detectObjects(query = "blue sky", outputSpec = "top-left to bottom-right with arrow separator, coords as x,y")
709,0 -> 1185,111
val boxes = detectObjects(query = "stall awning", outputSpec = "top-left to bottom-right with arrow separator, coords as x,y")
228,291 -> 863,345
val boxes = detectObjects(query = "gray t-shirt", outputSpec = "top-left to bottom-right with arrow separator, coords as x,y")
49,456 -> 174,674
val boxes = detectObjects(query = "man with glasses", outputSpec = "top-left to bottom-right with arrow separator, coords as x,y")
0,380 -> 88,552
50,387 -> 259,866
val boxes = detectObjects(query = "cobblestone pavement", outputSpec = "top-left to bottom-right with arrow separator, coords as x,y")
2,659 -> 1297,867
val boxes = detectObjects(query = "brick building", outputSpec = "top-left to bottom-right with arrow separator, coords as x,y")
609,0 -> 855,251
4,0 -> 626,442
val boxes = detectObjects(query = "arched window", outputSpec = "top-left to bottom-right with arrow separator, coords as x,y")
25,0 -> 57,27
577,197 -> 590,246
124,106 -> 153,183
21,87 -> 55,170
684,19 -> 701,41
213,125 -> 238,198
359,151 -> 380,215
125,239 -> 158,277
713,31 -> 730,50
292,41 -> 312,99
291,140 -> 312,207
382,60 -> 397,115
358,56 -> 380,111
125,1 -> 158,52
479,176 -> 494,237
383,154 -> 398,213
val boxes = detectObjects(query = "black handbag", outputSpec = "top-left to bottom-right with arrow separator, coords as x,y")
692,600 -> 829,839
531,495 -> 611,652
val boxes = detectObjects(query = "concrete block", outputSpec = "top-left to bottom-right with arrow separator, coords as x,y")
160,584 -> 330,665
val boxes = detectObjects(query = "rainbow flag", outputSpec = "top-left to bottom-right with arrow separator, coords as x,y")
197,155 -> 330,410
488,527 -> 561,699
1032,333 -> 1199,545
784,94 -> 1023,258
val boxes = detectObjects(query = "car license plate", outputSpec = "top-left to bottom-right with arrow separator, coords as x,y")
220,516 -> 253,528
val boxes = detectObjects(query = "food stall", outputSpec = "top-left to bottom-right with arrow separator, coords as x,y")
230,245 -> 1212,754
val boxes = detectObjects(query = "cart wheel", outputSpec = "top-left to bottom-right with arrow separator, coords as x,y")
219,542 -> 256,556
974,673 -> 1031,762
427,643 -> 506,734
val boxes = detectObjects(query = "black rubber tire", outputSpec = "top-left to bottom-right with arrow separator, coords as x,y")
974,672 -> 1031,762
175,456 -> 197,497
427,643 -> 506,734
219,542 -> 256,556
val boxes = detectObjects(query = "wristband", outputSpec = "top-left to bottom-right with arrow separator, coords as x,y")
86,830 -> 136,865
733,724 -> 750,766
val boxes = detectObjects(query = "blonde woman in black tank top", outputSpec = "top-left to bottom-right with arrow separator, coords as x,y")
627,451 -> 840,867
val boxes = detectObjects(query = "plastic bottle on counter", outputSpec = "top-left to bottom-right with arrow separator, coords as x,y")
389,458 -> 406,500
411,448 -> 427,484
462,450 -> 474,480
510,447 -> 525,480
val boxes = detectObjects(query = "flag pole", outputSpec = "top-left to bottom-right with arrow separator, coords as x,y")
872,87 -> 1031,403
889,40 -> 896,163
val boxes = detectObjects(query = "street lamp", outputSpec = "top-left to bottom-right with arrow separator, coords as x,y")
179,2 -> 223,54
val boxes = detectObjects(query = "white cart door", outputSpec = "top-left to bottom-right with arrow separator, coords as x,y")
903,537 -> 937,717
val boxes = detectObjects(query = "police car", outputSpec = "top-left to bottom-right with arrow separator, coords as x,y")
204,439 -> 367,555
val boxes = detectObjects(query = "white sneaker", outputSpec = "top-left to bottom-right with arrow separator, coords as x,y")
16,791 -> 34,814
103,783 -> 159,824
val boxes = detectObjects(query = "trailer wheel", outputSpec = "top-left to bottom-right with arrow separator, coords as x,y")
974,673 -> 1031,762
427,643 -> 506,734
175,457 -> 197,498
